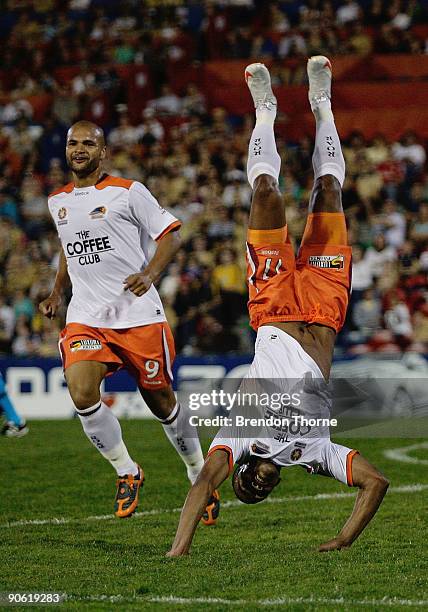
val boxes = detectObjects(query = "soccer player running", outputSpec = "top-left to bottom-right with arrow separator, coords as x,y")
39,121 -> 219,522
167,57 -> 389,557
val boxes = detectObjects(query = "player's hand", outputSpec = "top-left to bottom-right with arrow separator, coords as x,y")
39,293 -> 62,319
123,272 -> 153,297
318,536 -> 350,553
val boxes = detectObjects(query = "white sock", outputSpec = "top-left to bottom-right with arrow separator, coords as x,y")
312,98 -> 334,124
256,103 -> 276,125
312,115 -> 345,187
247,121 -> 281,189
77,402 -> 138,476
159,403 -> 204,484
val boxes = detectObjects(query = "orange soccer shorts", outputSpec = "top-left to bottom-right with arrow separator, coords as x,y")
59,321 -> 176,389
246,213 -> 352,333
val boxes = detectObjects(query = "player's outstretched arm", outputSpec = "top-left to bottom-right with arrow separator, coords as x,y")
319,454 -> 389,552
39,249 -> 70,319
167,450 -> 230,557
124,230 -> 181,297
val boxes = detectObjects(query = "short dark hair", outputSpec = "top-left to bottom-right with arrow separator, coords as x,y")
68,121 -> 105,147
232,457 -> 281,504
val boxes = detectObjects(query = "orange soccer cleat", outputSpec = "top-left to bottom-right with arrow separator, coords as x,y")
114,465 -> 145,518
201,489 -> 220,526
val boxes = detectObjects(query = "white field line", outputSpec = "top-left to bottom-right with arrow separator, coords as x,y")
4,483 -> 428,529
66,594 -> 428,607
384,442 -> 428,465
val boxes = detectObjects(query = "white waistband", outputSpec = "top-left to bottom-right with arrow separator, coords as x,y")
257,325 -> 324,380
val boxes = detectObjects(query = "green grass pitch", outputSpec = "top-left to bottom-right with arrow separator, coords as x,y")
0,420 -> 427,611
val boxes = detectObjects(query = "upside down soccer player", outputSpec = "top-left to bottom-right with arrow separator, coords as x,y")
167,57 -> 389,557
39,120 -> 218,523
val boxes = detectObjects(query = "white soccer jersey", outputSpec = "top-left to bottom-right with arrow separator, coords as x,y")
48,174 -> 181,329
208,326 -> 357,486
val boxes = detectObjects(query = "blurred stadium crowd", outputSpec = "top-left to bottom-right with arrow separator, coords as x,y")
0,0 -> 428,358
0,0 -> 427,69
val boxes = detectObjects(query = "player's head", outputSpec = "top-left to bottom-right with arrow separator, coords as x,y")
65,121 -> 106,178
232,457 -> 281,504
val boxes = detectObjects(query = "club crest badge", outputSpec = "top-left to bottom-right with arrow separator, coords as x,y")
58,207 -> 68,225
89,206 -> 107,219
291,448 -> 303,461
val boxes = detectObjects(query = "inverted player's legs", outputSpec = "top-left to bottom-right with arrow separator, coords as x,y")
302,55 -> 346,243
249,174 -> 285,230
244,62 -> 297,333
245,63 -> 285,231
66,360 -> 139,477
309,174 -> 342,214
303,173 -> 347,249
298,57 -> 351,360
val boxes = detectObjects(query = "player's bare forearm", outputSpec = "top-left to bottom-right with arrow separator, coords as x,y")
53,249 -> 71,295
146,230 -> 181,283
39,249 -> 70,319
167,479 -> 212,557
124,230 -> 181,296
167,451 -> 230,557
319,454 -> 389,552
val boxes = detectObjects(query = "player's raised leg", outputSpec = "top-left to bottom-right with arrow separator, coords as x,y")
306,55 -> 345,218
245,63 -> 284,231
244,63 -> 296,329
65,360 -> 143,518
297,56 -> 350,366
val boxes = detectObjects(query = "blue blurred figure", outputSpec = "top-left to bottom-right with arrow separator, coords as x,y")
0,372 -> 28,437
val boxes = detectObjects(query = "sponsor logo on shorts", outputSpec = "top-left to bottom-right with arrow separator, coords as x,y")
75,191 -> 89,196
70,339 -> 102,352
89,206 -> 107,219
291,448 -> 303,461
58,207 -> 68,225
308,254 -> 344,269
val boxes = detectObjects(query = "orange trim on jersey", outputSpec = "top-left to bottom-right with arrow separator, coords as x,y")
301,213 -> 348,246
155,220 -> 182,242
95,175 -> 134,190
247,225 -> 288,246
48,182 -> 74,198
207,445 -> 234,475
346,450 -> 359,486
